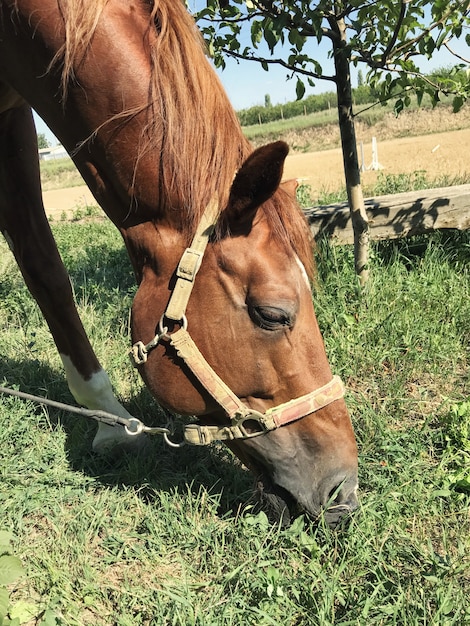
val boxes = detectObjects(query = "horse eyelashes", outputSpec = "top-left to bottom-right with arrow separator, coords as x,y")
249,305 -> 293,330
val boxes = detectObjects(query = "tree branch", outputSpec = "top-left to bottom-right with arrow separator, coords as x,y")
252,0 -> 280,20
444,39 -> 470,64
252,0 -> 338,41
376,63 -> 462,96
198,11 -> 265,25
380,0 -> 408,66
392,2 -> 470,60
218,47 -> 336,82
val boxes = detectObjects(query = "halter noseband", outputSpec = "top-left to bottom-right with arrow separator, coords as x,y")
131,197 -> 345,446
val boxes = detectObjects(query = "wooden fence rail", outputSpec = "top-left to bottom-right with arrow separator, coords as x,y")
305,184 -> 470,244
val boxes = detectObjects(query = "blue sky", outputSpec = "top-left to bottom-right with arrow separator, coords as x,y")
34,5 -> 470,145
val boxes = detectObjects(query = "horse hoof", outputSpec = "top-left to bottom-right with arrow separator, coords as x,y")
92,423 -> 149,457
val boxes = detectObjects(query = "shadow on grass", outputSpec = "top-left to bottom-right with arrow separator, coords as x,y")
373,230 -> 470,269
0,355 -> 253,518
1,221 -> 258,518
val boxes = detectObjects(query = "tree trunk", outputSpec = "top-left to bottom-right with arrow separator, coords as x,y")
332,16 -> 370,285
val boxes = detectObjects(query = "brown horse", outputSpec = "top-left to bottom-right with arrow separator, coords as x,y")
0,0 -> 358,525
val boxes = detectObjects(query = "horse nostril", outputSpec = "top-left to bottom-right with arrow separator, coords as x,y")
323,477 -> 358,511
326,483 -> 346,507
321,479 -> 358,528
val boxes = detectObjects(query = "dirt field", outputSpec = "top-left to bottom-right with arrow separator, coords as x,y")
283,126 -> 470,196
43,186 -> 96,218
42,125 -> 470,218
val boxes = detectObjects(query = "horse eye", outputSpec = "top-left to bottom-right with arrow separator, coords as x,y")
250,305 -> 293,330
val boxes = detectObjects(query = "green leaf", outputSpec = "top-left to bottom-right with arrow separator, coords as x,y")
251,21 -> 263,47
435,28 -> 447,48
426,38 -> 435,57
288,29 -> 305,52
394,98 -> 404,115
453,476 -> 470,491
39,609 -> 61,626
0,556 -> 24,586
263,27 -> 278,52
0,587 -> 9,621
431,90 -> 440,107
9,601 -> 38,624
0,534 -> 13,555
453,94 -> 465,112
295,78 -> 305,100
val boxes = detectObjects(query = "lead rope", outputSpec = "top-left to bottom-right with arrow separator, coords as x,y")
0,384 -> 185,448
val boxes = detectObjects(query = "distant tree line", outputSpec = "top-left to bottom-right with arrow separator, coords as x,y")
238,90 -> 335,126
237,84 -> 382,126
237,67 -> 468,126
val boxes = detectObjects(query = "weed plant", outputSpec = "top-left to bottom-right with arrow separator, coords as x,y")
0,219 -> 469,625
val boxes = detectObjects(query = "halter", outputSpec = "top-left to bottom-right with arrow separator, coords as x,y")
130,197 -> 345,446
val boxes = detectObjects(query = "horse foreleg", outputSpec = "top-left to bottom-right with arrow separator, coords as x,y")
0,100 -> 142,453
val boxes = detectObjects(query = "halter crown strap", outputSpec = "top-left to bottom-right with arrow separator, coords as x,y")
130,196 -> 220,366
165,195 -> 219,322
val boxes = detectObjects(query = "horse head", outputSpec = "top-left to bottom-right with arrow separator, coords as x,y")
128,141 -> 358,526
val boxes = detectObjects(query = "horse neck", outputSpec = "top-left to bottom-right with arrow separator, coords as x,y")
69,0 -> 250,230
5,0 -> 250,231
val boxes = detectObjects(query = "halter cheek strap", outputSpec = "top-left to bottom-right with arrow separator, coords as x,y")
131,196 -> 346,446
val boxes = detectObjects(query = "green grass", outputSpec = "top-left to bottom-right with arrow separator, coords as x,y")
1,221 -> 469,625
241,96 -> 456,145
40,158 -> 84,191
242,106 -> 340,141
297,170 -> 470,207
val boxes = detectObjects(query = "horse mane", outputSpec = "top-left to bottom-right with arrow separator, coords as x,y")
52,0 -> 109,97
52,0 -> 314,278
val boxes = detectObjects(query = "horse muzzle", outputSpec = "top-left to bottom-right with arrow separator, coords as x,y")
253,470 -> 359,528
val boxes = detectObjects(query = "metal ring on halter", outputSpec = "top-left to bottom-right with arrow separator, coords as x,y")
163,430 -> 186,448
124,417 -> 145,436
158,314 -> 188,337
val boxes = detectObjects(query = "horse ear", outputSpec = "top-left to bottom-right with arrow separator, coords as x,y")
280,178 -> 299,198
224,141 -> 289,231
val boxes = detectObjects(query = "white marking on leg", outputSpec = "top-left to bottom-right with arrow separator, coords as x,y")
60,354 -> 142,453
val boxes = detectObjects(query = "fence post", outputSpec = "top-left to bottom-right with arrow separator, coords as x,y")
368,137 -> 383,171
